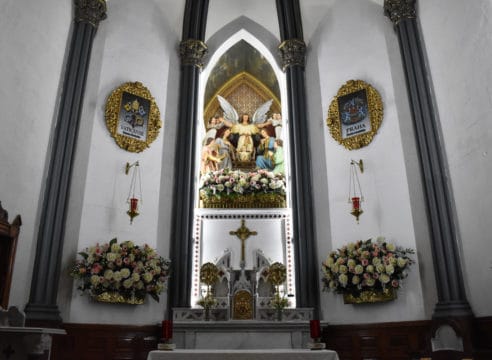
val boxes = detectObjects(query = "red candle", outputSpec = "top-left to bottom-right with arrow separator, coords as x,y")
310,319 -> 321,339
351,197 -> 360,210
130,198 -> 138,212
162,320 -> 173,340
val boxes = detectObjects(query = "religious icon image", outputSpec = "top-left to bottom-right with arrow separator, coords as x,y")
118,92 -> 150,141
338,88 -> 370,139
105,81 -> 162,153
326,79 -> 383,150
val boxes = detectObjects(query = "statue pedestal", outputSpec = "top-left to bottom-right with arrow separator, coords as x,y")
172,319 -> 326,350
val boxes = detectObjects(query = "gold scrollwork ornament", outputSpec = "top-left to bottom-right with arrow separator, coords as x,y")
326,80 -> 383,150
105,82 -> 162,153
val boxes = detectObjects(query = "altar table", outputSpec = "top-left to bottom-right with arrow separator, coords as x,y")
147,349 -> 339,360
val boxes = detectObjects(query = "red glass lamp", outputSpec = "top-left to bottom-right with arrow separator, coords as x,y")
348,159 -> 364,224
125,161 -> 142,224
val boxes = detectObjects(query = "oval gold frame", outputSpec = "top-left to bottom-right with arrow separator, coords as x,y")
105,81 -> 162,153
326,80 -> 383,150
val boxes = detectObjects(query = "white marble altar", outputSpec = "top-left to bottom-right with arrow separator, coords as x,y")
172,320 -> 326,349
147,349 -> 339,360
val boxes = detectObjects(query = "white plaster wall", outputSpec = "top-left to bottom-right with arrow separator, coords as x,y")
419,0 -> 492,316
207,0 -> 279,42
305,0 -> 431,323
0,1 -> 71,307
61,0 -> 182,324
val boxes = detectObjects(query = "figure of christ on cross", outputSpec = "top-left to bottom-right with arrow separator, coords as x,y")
229,219 -> 257,266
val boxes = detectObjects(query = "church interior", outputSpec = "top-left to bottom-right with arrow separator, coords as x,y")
0,0 -> 491,359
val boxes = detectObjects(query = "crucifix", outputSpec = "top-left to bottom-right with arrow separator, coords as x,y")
229,219 -> 257,266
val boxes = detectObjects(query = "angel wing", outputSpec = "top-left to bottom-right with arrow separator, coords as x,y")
217,95 -> 239,123
252,99 -> 273,124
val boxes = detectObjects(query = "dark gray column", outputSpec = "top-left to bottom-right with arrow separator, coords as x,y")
276,0 -> 320,316
384,0 -> 473,319
24,0 -> 106,325
169,0 -> 209,310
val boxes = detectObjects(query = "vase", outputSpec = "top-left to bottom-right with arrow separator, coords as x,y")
343,288 -> 396,304
275,308 -> 283,321
92,292 -> 145,305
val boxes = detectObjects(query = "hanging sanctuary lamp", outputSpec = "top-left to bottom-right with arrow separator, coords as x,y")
125,161 -> 142,224
348,159 -> 364,223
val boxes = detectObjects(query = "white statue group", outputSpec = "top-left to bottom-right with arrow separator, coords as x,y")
200,96 -> 284,176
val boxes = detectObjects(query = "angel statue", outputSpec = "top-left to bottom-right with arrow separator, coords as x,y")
217,95 -> 273,162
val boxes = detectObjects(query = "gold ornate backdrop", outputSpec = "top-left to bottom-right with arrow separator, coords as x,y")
204,71 -> 281,127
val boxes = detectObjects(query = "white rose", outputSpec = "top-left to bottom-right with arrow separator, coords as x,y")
380,274 -> 390,284
120,268 -> 131,278
385,264 -> 395,275
103,270 -> 113,280
143,272 -> 153,283
397,257 -> 407,268
354,265 -> 364,274
338,274 -> 348,286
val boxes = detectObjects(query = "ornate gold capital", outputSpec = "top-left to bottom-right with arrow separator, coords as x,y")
179,39 -> 208,68
384,0 -> 416,25
278,39 -> 306,71
74,0 -> 107,28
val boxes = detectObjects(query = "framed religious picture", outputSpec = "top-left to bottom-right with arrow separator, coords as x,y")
326,80 -> 383,150
105,82 -> 162,153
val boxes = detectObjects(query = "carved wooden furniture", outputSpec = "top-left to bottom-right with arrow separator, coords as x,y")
0,202 -> 21,308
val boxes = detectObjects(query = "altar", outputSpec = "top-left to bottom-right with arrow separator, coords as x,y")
147,349 -> 339,360
171,320 -> 325,350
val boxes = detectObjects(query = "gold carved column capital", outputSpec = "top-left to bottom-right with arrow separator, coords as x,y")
74,0 -> 107,28
179,39 -> 208,68
384,0 -> 416,25
278,38 -> 306,72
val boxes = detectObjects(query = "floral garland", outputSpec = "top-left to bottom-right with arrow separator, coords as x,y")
267,262 -> 290,311
199,262 -> 219,285
199,168 -> 286,198
197,262 -> 219,310
322,237 -> 414,297
267,262 -> 287,286
70,238 -> 170,302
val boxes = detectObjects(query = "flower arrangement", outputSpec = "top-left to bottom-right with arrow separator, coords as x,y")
199,168 -> 286,198
322,237 -> 414,299
70,238 -> 171,303
267,262 -> 290,313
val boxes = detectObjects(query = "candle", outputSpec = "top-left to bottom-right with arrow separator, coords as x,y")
351,197 -> 360,210
310,319 -> 321,339
130,198 -> 138,212
162,320 -> 173,340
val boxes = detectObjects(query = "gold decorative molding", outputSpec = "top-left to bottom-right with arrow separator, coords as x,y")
326,80 -> 383,150
384,0 -> 416,25
93,292 -> 144,305
179,39 -> 208,68
201,193 -> 286,209
278,39 -> 306,71
74,0 -> 107,28
343,288 -> 396,304
105,82 -> 162,153
204,71 -> 281,129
